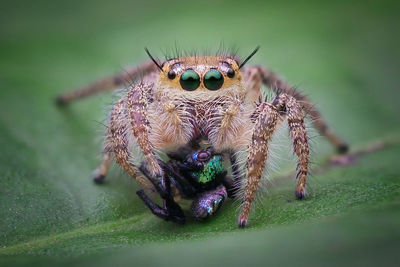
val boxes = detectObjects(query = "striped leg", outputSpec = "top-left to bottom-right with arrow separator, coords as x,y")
238,93 -> 309,228
105,83 -> 162,190
56,61 -> 157,105
244,66 -> 348,153
273,94 -> 309,199
238,102 -> 280,228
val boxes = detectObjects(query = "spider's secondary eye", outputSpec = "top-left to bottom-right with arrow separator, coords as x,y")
204,69 -> 224,90
227,68 -> 235,78
168,70 -> 176,79
180,70 -> 200,91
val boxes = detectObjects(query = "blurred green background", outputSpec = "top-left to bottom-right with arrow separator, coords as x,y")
1,0 -> 399,265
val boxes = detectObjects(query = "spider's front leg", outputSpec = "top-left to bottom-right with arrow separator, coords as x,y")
238,93 -> 309,228
107,83 -> 187,224
106,83 -> 163,190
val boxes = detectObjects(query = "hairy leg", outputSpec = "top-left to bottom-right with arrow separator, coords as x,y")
238,93 -> 309,228
125,83 -> 163,177
272,94 -> 309,199
243,66 -> 348,153
106,83 -> 165,190
56,61 -> 157,105
238,102 -> 281,228
107,96 -> 153,189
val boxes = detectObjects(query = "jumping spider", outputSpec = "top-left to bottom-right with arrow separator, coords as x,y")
57,47 -> 348,228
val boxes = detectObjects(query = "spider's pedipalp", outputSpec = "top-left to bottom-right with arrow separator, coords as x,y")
126,83 -> 163,177
106,86 -> 156,190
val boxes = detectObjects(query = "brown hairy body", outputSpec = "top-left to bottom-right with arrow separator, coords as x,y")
57,48 -> 348,228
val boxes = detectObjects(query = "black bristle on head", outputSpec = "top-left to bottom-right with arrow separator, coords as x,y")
162,43 -> 239,62
239,46 -> 260,69
145,48 -> 163,71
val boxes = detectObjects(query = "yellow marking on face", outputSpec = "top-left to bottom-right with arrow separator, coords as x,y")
156,56 -> 243,92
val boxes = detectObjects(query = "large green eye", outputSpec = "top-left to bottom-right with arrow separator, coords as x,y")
180,70 -> 200,91
204,69 -> 224,90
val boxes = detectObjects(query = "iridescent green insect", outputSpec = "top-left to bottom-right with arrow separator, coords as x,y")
192,155 -> 225,184
136,147 -> 238,223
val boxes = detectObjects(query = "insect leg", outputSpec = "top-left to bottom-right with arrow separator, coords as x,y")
136,189 -> 169,220
139,163 -> 186,224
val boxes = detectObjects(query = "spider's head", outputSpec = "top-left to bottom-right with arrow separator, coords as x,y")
156,56 -> 243,93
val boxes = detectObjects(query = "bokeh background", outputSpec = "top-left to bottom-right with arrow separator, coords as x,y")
1,0 -> 399,265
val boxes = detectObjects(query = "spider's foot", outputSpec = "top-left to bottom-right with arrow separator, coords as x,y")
337,142 -> 349,154
295,188 -> 306,199
55,95 -> 68,106
93,174 -> 106,184
237,217 -> 248,228
330,154 -> 356,166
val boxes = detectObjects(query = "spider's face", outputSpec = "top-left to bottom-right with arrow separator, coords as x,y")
157,56 -> 243,93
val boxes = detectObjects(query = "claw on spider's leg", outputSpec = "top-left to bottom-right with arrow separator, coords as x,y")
93,174 -> 106,184
55,95 -> 68,106
165,198 -> 186,225
237,217 -> 248,228
295,189 -> 306,200
295,170 -> 307,200
295,176 -> 307,200
337,142 -> 349,154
